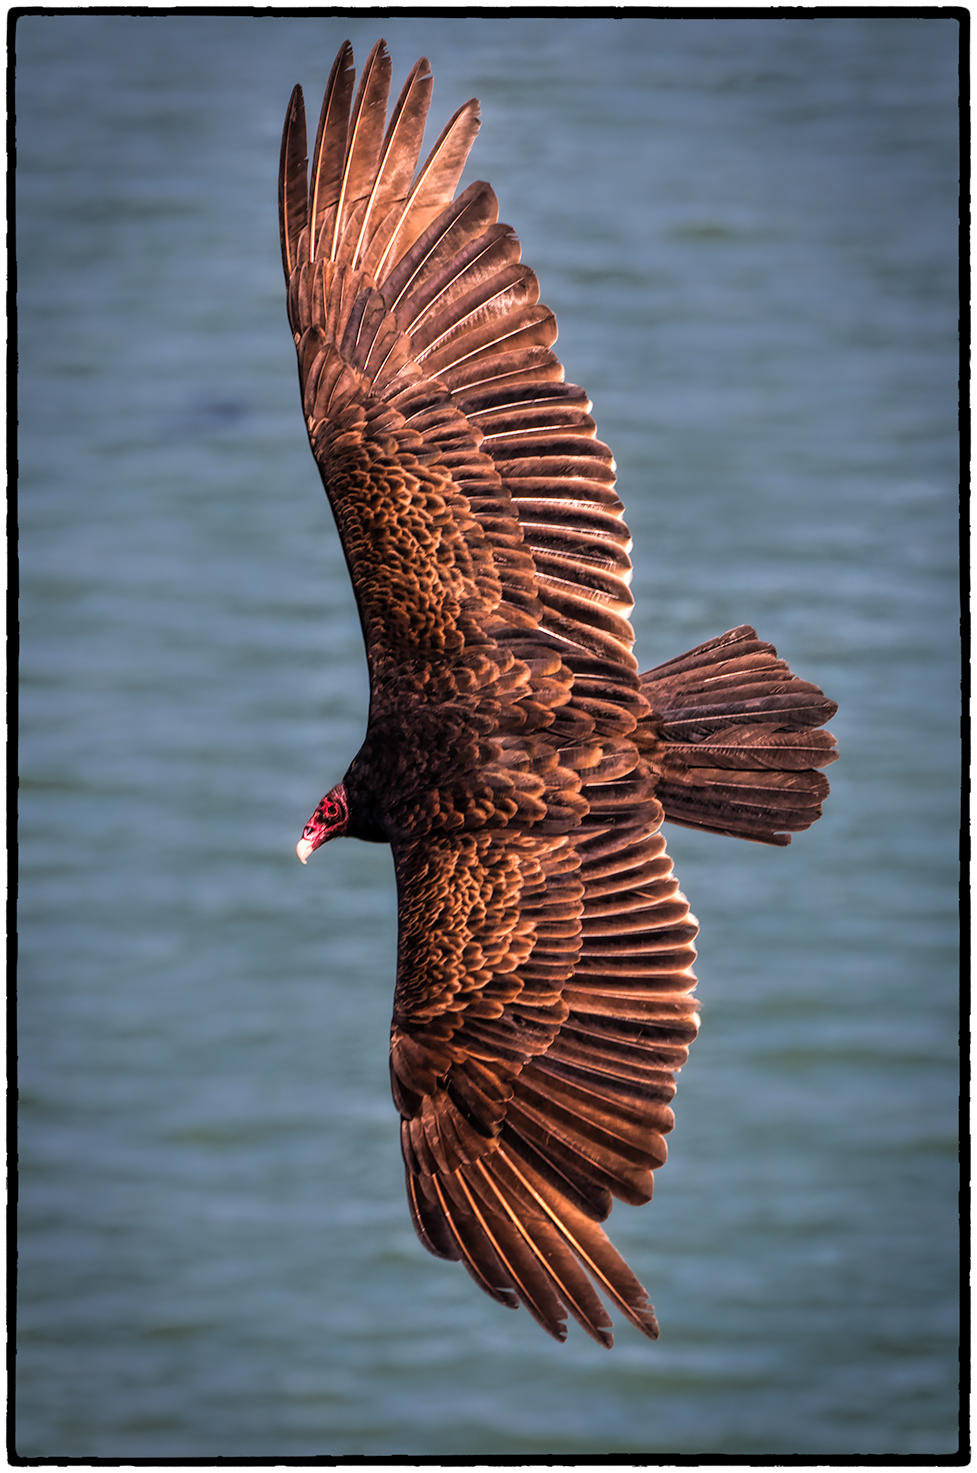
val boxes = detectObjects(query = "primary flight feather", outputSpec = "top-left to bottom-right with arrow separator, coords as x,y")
282,40 -> 838,1347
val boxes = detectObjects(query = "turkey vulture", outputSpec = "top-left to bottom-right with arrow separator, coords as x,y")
281,40 -> 837,1347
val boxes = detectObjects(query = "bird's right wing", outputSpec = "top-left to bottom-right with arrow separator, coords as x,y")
279,40 -> 647,758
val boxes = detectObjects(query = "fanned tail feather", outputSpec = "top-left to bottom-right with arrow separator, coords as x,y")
640,625 -> 838,845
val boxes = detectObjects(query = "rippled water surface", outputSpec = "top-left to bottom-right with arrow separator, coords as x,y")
16,14 -> 960,1459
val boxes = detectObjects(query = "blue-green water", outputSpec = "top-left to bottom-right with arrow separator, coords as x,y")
16,14 -> 960,1459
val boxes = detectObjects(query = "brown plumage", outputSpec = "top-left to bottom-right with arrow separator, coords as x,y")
282,40 -> 838,1347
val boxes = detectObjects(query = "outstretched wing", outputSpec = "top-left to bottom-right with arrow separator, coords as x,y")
280,40 -> 643,736
391,810 -> 698,1347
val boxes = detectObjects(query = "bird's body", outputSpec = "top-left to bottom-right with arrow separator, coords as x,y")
282,40 -> 837,1346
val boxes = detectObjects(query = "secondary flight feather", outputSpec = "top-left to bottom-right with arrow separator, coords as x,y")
281,39 -> 838,1346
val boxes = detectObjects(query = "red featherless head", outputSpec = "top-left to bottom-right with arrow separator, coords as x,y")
296,782 -> 350,862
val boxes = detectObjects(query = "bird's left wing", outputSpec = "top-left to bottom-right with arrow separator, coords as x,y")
390,812 -> 698,1347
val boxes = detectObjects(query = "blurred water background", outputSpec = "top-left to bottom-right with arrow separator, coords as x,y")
15,13 -> 960,1459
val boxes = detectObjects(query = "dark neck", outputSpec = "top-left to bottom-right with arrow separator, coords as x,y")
347,811 -> 389,844
343,762 -> 391,844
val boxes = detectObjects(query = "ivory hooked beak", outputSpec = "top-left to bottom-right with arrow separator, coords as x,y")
296,838 -> 314,864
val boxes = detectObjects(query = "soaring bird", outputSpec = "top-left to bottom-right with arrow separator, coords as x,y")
281,40 -> 837,1346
